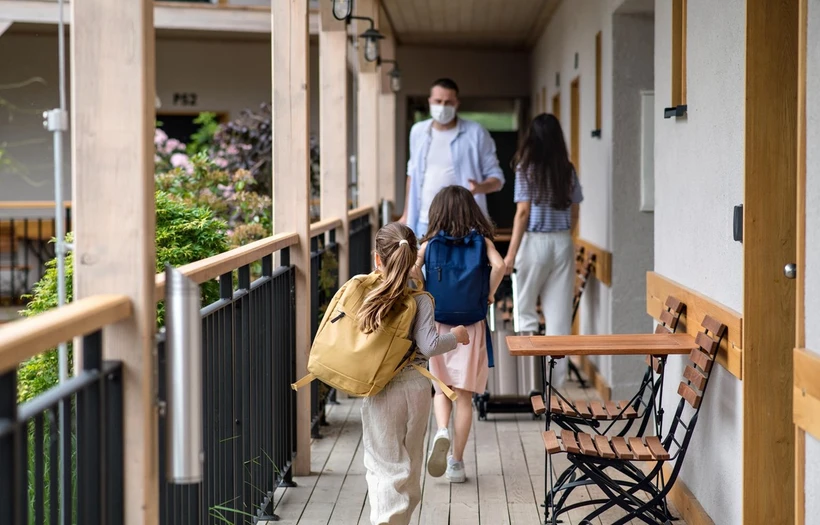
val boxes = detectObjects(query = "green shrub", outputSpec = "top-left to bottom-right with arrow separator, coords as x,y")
17,190 -> 229,403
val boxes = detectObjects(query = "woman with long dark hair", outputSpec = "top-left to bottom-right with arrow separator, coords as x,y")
504,113 -> 583,386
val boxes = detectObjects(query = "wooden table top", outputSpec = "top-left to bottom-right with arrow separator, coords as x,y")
506,333 -> 698,357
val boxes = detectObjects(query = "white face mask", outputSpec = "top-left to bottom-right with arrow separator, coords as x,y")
430,104 -> 456,125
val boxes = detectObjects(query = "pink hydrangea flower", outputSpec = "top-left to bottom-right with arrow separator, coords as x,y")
154,128 -> 168,146
170,153 -> 193,173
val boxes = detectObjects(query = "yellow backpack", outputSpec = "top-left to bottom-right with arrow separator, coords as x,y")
291,273 -> 456,400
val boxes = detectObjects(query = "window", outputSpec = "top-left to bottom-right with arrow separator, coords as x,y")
671,0 -> 687,108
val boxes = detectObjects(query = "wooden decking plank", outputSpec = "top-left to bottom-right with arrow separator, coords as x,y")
474,414 -> 510,524
301,402 -> 363,523
418,410 -> 449,525
450,419 -> 479,525
268,398 -> 357,524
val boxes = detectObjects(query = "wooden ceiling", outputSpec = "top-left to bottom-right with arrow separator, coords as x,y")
381,0 -> 561,50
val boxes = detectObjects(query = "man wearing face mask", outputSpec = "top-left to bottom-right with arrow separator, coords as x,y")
399,78 -> 505,238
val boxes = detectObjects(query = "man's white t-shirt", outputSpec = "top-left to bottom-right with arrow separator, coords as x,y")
418,126 -> 460,227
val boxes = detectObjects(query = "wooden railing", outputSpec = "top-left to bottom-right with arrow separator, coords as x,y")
0,294 -> 131,523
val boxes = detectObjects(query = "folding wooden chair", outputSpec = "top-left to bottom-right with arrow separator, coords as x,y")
540,315 -> 727,525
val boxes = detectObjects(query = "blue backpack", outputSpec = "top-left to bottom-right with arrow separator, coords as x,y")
424,230 -> 495,367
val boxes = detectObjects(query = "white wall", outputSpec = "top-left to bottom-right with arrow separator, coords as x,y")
530,0 -> 614,348
803,0 -> 820,521
0,31 -> 320,214
609,12 -> 655,395
654,1 -> 745,524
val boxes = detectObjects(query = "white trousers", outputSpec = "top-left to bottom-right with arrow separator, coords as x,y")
361,368 -> 432,525
514,231 -> 575,386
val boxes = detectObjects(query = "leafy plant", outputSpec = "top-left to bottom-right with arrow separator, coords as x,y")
17,191 -> 229,403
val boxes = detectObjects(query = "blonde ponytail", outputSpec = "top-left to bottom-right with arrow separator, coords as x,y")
358,223 -> 419,334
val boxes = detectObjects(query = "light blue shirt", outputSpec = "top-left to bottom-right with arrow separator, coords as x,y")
405,117 -> 505,238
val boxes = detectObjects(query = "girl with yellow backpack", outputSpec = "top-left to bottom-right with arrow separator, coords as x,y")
295,222 -> 468,524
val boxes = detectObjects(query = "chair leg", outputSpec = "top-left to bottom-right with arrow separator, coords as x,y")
567,359 -> 588,388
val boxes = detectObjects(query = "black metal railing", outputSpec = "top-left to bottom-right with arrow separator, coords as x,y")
159,249 -> 297,525
308,227 -> 340,439
0,210 -> 72,306
0,330 -> 124,524
349,213 -> 372,277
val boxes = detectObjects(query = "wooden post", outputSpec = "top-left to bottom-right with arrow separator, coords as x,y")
356,0 -> 379,224
70,0 -> 157,523
378,23 -> 397,216
272,0 -> 312,476
743,0 -> 798,522
319,2 -> 349,282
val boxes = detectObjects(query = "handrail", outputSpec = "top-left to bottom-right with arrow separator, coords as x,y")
309,217 -> 343,238
0,295 -> 132,374
348,206 -> 374,221
0,201 -> 72,210
155,231 -> 299,297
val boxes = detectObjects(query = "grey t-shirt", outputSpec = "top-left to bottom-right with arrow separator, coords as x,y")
409,293 -> 457,366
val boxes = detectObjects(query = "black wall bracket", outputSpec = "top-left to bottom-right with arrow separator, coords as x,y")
733,204 -> 743,243
663,104 -> 688,119
591,129 -> 601,138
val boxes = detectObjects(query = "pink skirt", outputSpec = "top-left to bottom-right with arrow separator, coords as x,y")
429,321 -> 489,395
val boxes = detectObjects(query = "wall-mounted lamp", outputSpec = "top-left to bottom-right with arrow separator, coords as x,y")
355,18 -> 384,62
331,0 -> 352,20
378,57 -> 401,92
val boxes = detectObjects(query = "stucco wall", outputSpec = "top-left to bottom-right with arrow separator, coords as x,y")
609,12 -> 655,396
393,46 -> 530,212
530,0 -> 614,347
0,32 -> 320,214
654,1 -> 745,524
804,0 -> 820,521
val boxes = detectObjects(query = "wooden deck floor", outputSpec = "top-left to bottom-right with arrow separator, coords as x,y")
268,380 -> 684,525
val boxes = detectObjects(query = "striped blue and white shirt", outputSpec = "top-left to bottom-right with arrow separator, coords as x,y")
513,167 -> 583,233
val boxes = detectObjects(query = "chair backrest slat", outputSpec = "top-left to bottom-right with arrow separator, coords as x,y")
678,382 -> 703,409
695,331 -> 718,354
683,365 -> 707,391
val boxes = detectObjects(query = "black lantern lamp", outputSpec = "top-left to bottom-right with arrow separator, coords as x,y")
331,0 -> 352,20
357,21 -> 384,62
377,57 -> 401,92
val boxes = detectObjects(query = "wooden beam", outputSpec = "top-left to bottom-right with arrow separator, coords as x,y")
319,0 -> 345,32
320,7 -> 350,283
71,0 -> 157,522
743,0 -> 798,522
0,295 -> 131,374
642,464 -> 715,525
272,0 -> 312,476
796,0 -> 808,521
378,32 -> 397,209
574,238 -> 611,286
354,0 -> 378,74
646,272 -> 742,379
0,0 -> 320,35
356,0 -> 379,228
794,348 -> 820,439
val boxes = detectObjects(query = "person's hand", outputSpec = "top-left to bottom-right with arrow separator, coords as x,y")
467,179 -> 483,195
398,213 -> 408,225
451,325 -> 470,345
488,295 -> 495,305
503,255 -> 515,275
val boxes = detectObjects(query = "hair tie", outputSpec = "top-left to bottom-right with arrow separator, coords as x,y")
398,239 -> 409,247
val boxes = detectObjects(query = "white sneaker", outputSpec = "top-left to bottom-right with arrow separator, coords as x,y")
427,428 -> 450,477
446,457 -> 466,483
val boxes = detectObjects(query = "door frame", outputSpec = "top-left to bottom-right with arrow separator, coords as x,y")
743,0 -> 799,522
795,0 -> 808,522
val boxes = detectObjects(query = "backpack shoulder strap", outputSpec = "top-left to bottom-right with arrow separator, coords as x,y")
410,363 -> 457,401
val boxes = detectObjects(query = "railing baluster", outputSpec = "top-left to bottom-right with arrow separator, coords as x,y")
104,365 -> 124,524
35,415 -> 45,524
0,370 -> 17,523
49,407 -> 59,525
77,330 -> 103,525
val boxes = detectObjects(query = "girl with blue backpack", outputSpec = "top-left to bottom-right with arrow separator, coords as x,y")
416,185 -> 506,483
